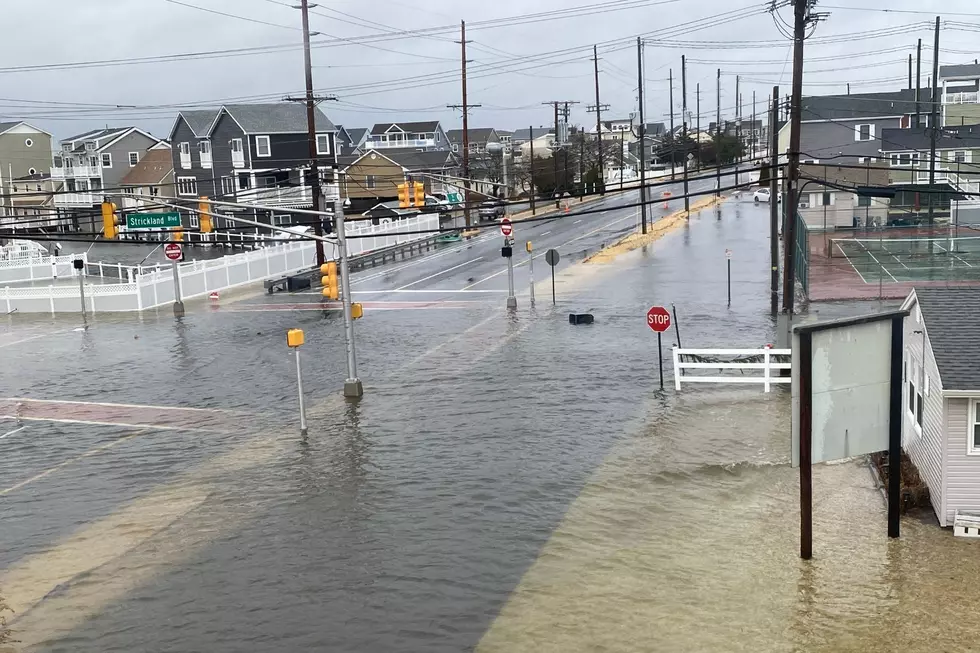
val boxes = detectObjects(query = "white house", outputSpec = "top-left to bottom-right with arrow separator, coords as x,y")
901,287 -> 980,528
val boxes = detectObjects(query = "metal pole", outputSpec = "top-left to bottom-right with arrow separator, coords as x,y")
671,304 -> 682,348
669,68 -> 675,181
172,260 -> 185,317
657,331 -> 664,390
770,85 -> 780,316
529,125 -> 537,215
915,39 -> 922,128
682,55 -> 690,213
551,265 -> 556,305
716,68 -> 721,197
300,0 -> 325,267
334,199 -> 363,398
727,258 -> 731,307
800,330 -> 813,560
637,37 -> 649,234
594,45 -> 605,194
506,238 -> 517,310
502,147 -> 508,200
77,266 -> 88,326
696,83 -> 701,171
461,20 -> 472,229
528,243 -> 535,305
782,0 -> 807,315
928,16 -> 940,231
295,348 -> 308,436
888,316 -> 904,539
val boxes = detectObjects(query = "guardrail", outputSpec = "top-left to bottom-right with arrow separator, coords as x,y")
673,347 -> 792,393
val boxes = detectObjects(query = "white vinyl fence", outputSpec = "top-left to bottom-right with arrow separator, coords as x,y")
1,214 -> 439,314
673,348 -> 792,393
0,253 -> 88,285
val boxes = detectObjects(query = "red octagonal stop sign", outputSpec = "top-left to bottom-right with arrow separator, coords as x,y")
646,306 -> 671,332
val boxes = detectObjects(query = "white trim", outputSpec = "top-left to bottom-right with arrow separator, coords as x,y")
176,176 -> 198,196
128,151 -> 140,167
855,123 -> 876,141
255,135 -> 271,158
969,400 -> 980,456
316,133 -> 331,155
801,115 -> 903,124
101,152 -> 112,168
943,390 -> 980,398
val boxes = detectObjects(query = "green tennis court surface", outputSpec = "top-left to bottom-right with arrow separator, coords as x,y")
830,236 -> 980,283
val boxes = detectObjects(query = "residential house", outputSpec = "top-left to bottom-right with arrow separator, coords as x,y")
51,126 -> 160,232
880,123 -> 980,222
446,128 -> 501,156
900,287 -> 980,529
340,149 -> 458,214
512,127 -> 554,161
2,173 -> 64,233
941,64 -> 980,127
777,89 -> 926,165
592,118 -> 636,142
119,144 -> 174,214
797,163 -> 890,230
364,121 -> 449,152
496,130 -> 514,151
362,201 -> 422,223
447,129 -> 502,196
0,121 -> 54,224
335,126 -> 369,158
169,103 -> 339,233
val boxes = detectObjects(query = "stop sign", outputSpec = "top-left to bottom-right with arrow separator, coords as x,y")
646,306 -> 671,332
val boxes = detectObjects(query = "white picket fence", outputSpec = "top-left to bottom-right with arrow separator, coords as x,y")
673,348 -> 792,393
1,214 -> 439,314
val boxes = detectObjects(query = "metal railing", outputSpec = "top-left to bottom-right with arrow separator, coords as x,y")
673,348 -> 792,392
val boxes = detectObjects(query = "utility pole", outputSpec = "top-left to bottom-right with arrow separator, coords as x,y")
716,68 -> 721,197
669,68 -> 675,181
460,21 -> 472,229
529,125 -> 536,215
682,55 -> 690,213
300,0 -> 325,267
543,101 -> 579,207
752,91 -> 757,157
593,45 -> 605,194
915,39 -> 922,128
579,137 -> 585,203
770,85 -> 780,317
637,37 -> 649,234
781,0 -> 814,317
552,102 -> 560,207
696,83 -> 701,171
735,75 -> 741,164
908,53 -> 913,90
928,16 -> 940,229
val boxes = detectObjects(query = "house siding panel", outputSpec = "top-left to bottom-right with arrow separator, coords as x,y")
902,300 -> 947,526
209,113 -> 247,201
102,132 -> 158,189
792,118 -> 902,163
343,156 -> 404,201
943,397 -> 980,526
248,133 -> 336,171
0,130 -> 52,180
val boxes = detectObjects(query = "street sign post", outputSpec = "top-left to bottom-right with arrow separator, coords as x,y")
126,212 -> 182,230
726,249 -> 733,307
647,306 -> 671,390
500,217 -> 513,237
545,249 -> 560,305
165,244 -> 185,317
164,243 -> 183,261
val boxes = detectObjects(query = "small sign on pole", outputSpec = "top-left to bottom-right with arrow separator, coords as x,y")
647,306 -> 671,390
164,243 -> 183,261
545,248 -> 560,305
500,217 -> 513,237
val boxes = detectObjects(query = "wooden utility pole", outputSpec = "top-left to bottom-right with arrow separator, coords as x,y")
716,68 -> 721,197
782,0 -> 807,316
552,101 -> 560,207
529,125 -> 536,215
669,68 -> 675,181
915,39 -> 922,128
543,101 -> 578,206
752,91 -> 757,157
637,37 -> 648,234
593,45 -> 605,194
460,21 -> 472,229
682,55 -> 689,212
770,85 -> 780,317
696,83 -> 701,171
300,0 -> 325,266
908,53 -> 913,90
735,75 -> 741,163
928,16 -> 940,229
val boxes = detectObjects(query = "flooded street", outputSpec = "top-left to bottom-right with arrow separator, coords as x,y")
3,193 -> 980,652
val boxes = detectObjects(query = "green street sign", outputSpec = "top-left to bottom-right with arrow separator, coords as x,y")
447,193 -> 462,204
126,212 -> 182,230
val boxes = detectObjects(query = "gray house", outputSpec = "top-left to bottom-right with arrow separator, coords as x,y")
778,90 -> 930,164
901,287 -> 980,529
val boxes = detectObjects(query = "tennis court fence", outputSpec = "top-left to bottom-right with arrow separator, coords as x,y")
828,236 -> 980,259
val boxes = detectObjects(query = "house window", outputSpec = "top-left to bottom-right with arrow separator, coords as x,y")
954,151 -> 968,164
101,153 -> 112,168
221,176 -> 235,195
238,173 -> 251,190
452,143 -> 459,152
907,357 -> 923,432
190,213 -> 199,228
128,152 -> 139,167
366,175 -> 376,189
316,133 -> 330,155
855,124 -> 874,141
25,138 -> 33,147
255,136 -> 271,157
177,176 -> 198,196
822,192 -> 833,206
972,401 -> 980,454
858,195 -> 871,207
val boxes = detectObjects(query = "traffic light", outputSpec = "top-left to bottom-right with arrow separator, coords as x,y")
174,227 -> 184,242
199,196 -> 212,234
397,182 -> 410,208
101,201 -> 118,239
351,303 -> 364,320
320,261 -> 339,300
413,181 -> 425,207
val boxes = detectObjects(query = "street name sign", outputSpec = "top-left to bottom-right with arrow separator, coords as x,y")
127,212 -> 181,230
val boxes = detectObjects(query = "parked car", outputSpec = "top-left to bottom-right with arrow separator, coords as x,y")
753,187 -> 780,203
478,199 -> 506,221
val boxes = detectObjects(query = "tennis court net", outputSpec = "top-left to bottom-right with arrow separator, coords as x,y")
829,236 -> 980,259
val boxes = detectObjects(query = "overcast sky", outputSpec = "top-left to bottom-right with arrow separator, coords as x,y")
1,0 -> 979,143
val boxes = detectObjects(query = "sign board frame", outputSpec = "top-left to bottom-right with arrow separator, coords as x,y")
126,212 -> 182,230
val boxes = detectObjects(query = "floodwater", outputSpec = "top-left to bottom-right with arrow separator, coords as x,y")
3,195 -> 979,652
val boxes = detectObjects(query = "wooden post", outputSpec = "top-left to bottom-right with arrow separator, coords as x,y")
888,316 -> 904,538
799,330 -> 813,560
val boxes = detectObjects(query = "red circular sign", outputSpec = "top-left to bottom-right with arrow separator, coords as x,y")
164,243 -> 183,261
646,306 -> 671,333
500,218 -> 513,237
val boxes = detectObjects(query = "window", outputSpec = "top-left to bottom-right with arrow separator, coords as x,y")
190,213 -> 199,228
972,401 -> 980,454
316,133 -> 330,155
24,138 -> 33,147
221,176 -> 235,195
858,195 -> 872,207
231,138 -> 243,153
801,159 -> 819,164
907,357 -> 923,432
100,153 -> 112,168
855,124 -> 874,141
857,157 -> 877,163
890,152 -> 920,167
238,173 -> 251,190
177,176 -> 198,196
28,167 -> 36,176
128,152 -> 139,167
199,141 -> 211,155
179,142 -> 192,169
954,151 -> 968,164
366,175 -> 376,189
255,135 -> 271,157
452,143 -> 459,152
92,178 -> 101,190
822,192 -> 833,207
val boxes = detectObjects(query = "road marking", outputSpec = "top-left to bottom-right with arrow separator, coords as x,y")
574,219 -> 583,224
395,256 -> 483,290
351,234 -> 494,286
0,431 -> 142,497
0,330 -> 71,350
351,289 -> 508,294
0,397 -> 239,414
540,231 -> 551,236
0,415 -> 222,433
0,425 -> 27,440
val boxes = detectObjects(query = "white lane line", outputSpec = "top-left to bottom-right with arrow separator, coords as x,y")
0,331 -> 71,350
350,234 -> 494,286
0,397 -> 237,414
395,256 -> 483,290
0,425 -> 27,440
574,219 -> 583,224
0,415 -> 222,433
351,289 -> 508,294
540,231 -> 551,236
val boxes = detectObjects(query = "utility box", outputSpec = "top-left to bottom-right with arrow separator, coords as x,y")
287,274 -> 312,292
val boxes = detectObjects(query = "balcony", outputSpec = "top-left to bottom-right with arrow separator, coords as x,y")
238,184 -> 312,207
54,192 -> 99,207
51,165 -> 101,179
365,138 -> 437,150
944,91 -> 979,104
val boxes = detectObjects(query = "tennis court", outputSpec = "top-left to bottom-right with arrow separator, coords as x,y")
829,235 -> 980,283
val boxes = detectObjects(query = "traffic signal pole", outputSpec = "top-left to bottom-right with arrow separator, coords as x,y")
334,197 -> 362,398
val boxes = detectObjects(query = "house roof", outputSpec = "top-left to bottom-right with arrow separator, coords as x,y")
13,172 -> 52,181
0,121 -> 51,137
512,127 -> 552,141
63,127 -> 132,150
363,201 -> 422,217
120,149 -> 174,186
940,64 -> 980,81
219,103 -> 336,134
178,109 -> 220,138
800,89 -> 931,122
798,163 -> 891,189
342,149 -> 457,174
370,121 -> 440,136
639,122 -> 666,136
446,128 -> 497,144
912,287 -> 980,391
880,124 -> 980,152
346,127 -> 368,145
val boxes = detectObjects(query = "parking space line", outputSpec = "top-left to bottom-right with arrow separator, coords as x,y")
0,415 -> 222,433
0,330 -> 72,350
0,425 -> 27,440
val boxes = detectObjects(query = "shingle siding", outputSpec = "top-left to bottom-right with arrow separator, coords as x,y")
781,117 -> 903,163
102,132 -> 158,189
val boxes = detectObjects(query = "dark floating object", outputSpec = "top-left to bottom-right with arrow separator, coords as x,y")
568,313 -> 595,325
